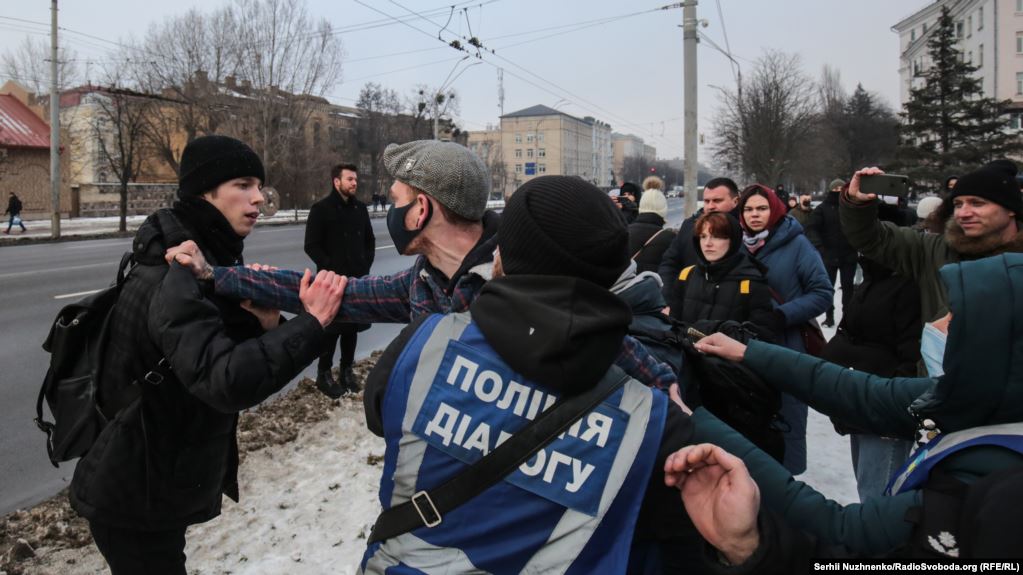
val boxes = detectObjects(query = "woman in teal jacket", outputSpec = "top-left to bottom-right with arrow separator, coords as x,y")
688,254 -> 1023,557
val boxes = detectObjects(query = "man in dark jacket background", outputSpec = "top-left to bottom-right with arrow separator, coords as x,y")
4,191 -> 26,233
658,177 -> 740,311
304,162 -> 375,397
70,135 -> 345,575
806,178 -> 858,327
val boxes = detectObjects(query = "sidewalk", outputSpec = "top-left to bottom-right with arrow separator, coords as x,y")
1,200 -> 504,246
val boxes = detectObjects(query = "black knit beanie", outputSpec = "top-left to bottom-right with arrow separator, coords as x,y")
949,160 -> 1022,215
499,176 -> 630,288
177,135 -> 266,199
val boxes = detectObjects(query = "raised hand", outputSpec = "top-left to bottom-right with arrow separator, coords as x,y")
665,444 -> 760,565
693,332 -> 748,362
298,269 -> 346,327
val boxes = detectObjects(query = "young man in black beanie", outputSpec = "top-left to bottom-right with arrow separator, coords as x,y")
69,135 -> 346,575
356,175 -> 698,573
841,160 -> 1023,330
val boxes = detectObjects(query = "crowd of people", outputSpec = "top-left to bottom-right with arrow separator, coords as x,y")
68,133 -> 1023,574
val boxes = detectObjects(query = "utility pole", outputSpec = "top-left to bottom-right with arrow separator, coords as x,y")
682,0 -> 699,218
49,0 -> 61,238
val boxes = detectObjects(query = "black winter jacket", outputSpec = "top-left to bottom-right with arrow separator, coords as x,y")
658,206 -> 743,309
668,216 -> 782,343
5,194 -> 22,216
628,213 -> 676,275
70,201 -> 325,530
805,192 -> 857,266
820,257 -> 922,379
304,190 -> 375,277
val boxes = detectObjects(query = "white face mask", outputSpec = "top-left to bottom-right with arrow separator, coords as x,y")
921,322 -> 948,377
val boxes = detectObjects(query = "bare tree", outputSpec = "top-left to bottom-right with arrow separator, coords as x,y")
712,50 -> 819,186
89,80 -> 156,232
407,84 -> 460,140
356,82 -> 402,201
1,37 -> 80,94
227,0 -> 344,206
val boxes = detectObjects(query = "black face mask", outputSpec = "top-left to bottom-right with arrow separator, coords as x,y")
387,198 -> 432,255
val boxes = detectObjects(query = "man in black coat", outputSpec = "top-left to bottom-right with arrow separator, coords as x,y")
70,135 -> 345,575
4,191 -> 26,233
304,162 -> 376,398
805,179 -> 858,327
657,177 -> 740,311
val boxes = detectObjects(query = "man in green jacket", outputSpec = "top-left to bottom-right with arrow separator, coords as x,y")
841,161 -> 1023,323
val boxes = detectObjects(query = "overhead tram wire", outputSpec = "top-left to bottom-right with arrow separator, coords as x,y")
379,0 -> 683,151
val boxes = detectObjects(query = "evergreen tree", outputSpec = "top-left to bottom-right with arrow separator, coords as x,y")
843,84 -> 898,174
895,5 -> 1022,189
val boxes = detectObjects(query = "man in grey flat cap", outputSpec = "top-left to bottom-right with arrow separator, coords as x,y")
168,139 -> 500,327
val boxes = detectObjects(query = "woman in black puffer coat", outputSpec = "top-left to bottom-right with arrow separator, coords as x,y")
669,211 -> 781,342
628,189 -> 676,274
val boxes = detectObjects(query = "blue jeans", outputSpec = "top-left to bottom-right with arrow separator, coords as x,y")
850,434 -> 914,502
6,213 -> 25,232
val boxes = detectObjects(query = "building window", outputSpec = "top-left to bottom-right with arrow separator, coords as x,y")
538,148 -> 546,158
1018,0 -> 1023,13
922,22 -> 927,33
538,163 -> 547,174
978,44 -> 984,68
538,132 -> 544,143
526,133 -> 534,143
526,148 -> 534,158
1017,32 -> 1023,54
514,149 -> 522,158
966,16 -> 972,37
911,28 -> 916,42
1017,72 -> 1023,95
977,7 -> 983,30
515,163 -> 522,174
1011,113 -> 1023,131
955,21 -> 964,38
515,133 -> 522,144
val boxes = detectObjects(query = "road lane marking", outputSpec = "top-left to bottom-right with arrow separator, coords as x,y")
0,262 -> 112,281
54,289 -> 103,300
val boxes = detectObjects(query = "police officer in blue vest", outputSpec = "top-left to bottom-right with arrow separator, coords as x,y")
359,176 -> 698,573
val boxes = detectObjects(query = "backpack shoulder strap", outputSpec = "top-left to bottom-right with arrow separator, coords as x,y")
678,265 -> 695,282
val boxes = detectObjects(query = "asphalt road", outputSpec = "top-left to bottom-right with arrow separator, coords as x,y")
0,197 -> 688,516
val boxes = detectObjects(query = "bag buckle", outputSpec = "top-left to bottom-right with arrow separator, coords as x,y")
411,490 -> 442,528
144,371 -> 164,385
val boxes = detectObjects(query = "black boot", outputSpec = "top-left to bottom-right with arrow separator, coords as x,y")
822,314 -> 835,328
337,366 -> 360,395
315,369 -> 343,399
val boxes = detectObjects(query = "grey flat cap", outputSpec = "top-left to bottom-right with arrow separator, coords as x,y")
383,140 -> 491,221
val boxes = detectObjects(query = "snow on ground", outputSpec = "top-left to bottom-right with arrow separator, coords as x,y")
22,290 -> 859,574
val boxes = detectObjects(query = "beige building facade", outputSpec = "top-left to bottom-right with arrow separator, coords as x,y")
487,105 -> 613,197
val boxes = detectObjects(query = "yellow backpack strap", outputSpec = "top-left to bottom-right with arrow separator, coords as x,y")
740,279 -> 751,294
679,265 -> 695,281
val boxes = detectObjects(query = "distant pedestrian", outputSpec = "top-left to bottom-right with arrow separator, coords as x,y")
4,192 -> 26,233
806,179 -> 858,327
774,183 -> 791,211
304,162 -> 375,398
788,194 -> 813,227
616,181 -> 641,223
628,188 -> 675,274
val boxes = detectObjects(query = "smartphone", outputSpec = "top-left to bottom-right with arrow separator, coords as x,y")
860,173 -> 910,198
608,188 -> 621,198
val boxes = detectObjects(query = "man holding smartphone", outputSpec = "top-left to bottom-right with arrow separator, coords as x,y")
840,160 -> 1023,329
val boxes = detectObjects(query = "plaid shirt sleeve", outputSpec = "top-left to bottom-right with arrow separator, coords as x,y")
331,269 -> 414,324
616,335 -> 677,390
214,266 -> 304,313
214,266 -> 416,324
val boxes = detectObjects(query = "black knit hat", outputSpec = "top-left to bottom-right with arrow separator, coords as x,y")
500,176 -> 630,288
949,160 -> 1022,215
177,135 -> 266,198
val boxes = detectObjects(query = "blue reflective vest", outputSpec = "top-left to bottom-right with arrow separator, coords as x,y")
360,313 -> 668,574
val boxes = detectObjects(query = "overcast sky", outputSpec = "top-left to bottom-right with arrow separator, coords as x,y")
0,0 -> 926,163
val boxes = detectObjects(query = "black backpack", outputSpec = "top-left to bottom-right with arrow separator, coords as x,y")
34,252 -> 162,466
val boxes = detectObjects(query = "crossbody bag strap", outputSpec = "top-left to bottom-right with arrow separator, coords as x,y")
368,366 -> 633,544
632,228 -> 668,260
